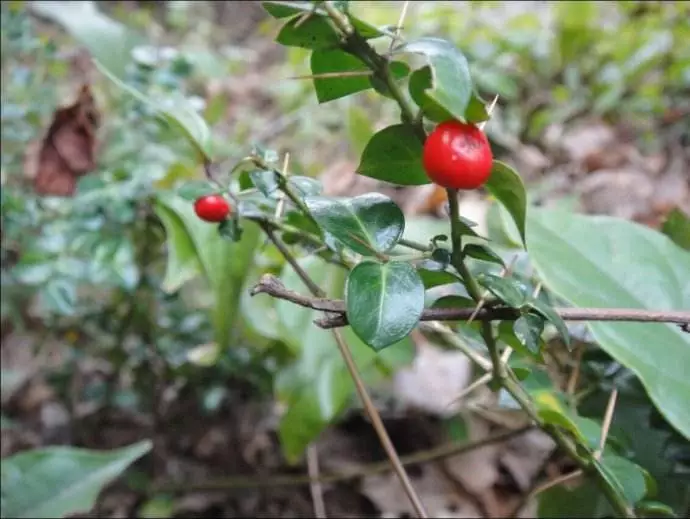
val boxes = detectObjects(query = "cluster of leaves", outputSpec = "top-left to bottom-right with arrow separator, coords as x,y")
364,0 -> 690,150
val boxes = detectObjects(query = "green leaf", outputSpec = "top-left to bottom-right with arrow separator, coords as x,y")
408,66 -> 453,122
262,1 -> 381,37
356,124 -> 429,186
276,15 -> 340,49
476,273 -> 529,308
416,266 -> 462,289
409,67 -> 488,124
274,257 -> 413,461
0,440 -> 151,518
177,180 -> 218,201
95,62 -> 213,162
527,297 -> 571,349
218,218 -> 243,242
636,501 -> 678,517
484,161 -> 527,247
538,482 -> 610,518
661,208 -> 690,251
263,1 -> 316,18
596,454 -> 648,505
513,313 -> 544,355
154,193 -> 260,350
463,243 -> 504,266
310,50 -> 409,103
29,1 -> 140,79
465,92 -> 490,124
528,209 -> 690,439
395,37 -> 473,121
153,200 -> 203,293
304,193 -> 405,255
310,50 -> 370,103
346,261 -> 425,350
249,170 -> 280,198
289,176 -> 323,198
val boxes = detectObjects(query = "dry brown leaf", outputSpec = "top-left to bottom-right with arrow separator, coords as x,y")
26,83 -> 100,196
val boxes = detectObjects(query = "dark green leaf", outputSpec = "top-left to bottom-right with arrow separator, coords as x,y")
597,454 -> 648,505
218,218 -> 243,242
409,67 -> 488,124
497,321 -> 543,361
430,294 -> 474,311
346,261 -> 425,350
463,243 -> 505,266
661,208 -> 690,251
263,1 -> 316,18
513,313 -> 544,355
484,161 -> 527,247
395,37 -> 473,121
465,92 -> 490,124
408,66 -> 454,122
527,297 -> 571,349
304,193 -> 405,255
289,176 -> 323,198
310,49 -> 370,103
357,124 -> 429,185
310,50 -> 409,103
177,180 -> 218,201
249,170 -> 280,198
430,248 -> 451,267
1,440 -> 151,518
276,15 -> 339,49
417,266 -> 461,289
262,1 -> 381,37
476,273 -> 529,307
538,481 -> 608,518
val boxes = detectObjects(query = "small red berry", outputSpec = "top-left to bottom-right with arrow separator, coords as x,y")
422,120 -> 493,190
193,194 -> 230,222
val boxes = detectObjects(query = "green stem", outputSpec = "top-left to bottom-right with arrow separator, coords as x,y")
397,238 -> 432,252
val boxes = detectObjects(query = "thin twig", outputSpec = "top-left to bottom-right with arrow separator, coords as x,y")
250,274 -> 690,327
596,389 -> 618,459
307,445 -> 327,519
275,153 -> 290,220
259,215 -> 428,518
526,469 -> 584,501
332,329 -> 428,518
477,95 -> 500,131
156,426 -> 533,492
289,71 -> 374,80
387,0 -> 410,55
566,342 -> 584,399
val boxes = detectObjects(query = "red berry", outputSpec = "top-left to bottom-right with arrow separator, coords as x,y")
193,194 -> 230,222
422,120 -> 493,190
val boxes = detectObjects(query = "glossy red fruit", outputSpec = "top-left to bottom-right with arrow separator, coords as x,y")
422,120 -> 493,190
194,194 -> 230,222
